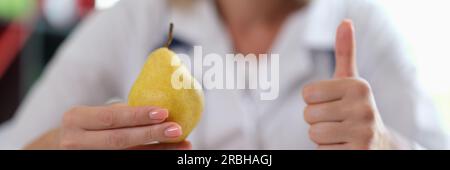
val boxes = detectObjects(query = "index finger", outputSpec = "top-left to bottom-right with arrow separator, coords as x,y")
302,79 -> 353,104
66,105 -> 169,130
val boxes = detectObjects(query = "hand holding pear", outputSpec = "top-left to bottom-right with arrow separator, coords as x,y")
128,23 -> 204,143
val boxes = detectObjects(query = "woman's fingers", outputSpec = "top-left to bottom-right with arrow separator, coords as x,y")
302,79 -> 352,104
58,104 -> 189,150
304,100 -> 347,124
64,105 -> 169,130
61,122 -> 183,149
308,122 -> 348,145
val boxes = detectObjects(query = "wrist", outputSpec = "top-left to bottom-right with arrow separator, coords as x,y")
375,127 -> 414,150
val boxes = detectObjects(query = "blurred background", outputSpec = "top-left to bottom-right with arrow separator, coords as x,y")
0,0 -> 449,134
0,0 -> 117,124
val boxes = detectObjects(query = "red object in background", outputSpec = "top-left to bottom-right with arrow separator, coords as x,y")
0,0 -> 94,79
37,0 -> 94,16
77,0 -> 95,17
37,0 -> 95,19
0,23 -> 29,78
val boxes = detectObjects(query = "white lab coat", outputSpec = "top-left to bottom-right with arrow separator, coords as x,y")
0,0 -> 447,149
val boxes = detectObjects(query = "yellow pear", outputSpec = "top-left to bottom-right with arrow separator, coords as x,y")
128,23 -> 204,143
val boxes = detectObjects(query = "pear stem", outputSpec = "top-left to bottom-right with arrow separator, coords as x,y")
165,23 -> 174,48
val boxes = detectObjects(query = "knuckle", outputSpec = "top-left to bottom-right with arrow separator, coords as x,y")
358,103 -> 375,122
302,84 -> 316,102
350,79 -> 371,97
62,106 -> 82,127
303,106 -> 314,124
308,128 -> 317,142
308,126 -> 321,143
62,114 -> 73,128
144,127 -> 156,141
59,130 -> 84,149
106,131 -> 129,148
97,108 -> 116,128
127,108 -> 140,125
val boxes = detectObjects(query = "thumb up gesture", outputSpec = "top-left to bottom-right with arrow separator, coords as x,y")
302,20 -> 394,150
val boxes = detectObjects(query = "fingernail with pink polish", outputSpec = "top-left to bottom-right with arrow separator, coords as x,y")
164,125 -> 182,138
149,109 -> 168,120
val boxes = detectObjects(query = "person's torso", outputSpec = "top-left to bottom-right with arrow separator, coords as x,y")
113,0 -> 365,149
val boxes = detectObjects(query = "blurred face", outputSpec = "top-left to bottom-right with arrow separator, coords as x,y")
216,0 -> 307,9
215,0 -> 308,19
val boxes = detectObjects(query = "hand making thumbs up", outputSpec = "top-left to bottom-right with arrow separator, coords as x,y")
302,20 -> 394,150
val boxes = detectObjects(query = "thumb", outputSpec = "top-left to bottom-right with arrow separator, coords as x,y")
334,19 -> 358,78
